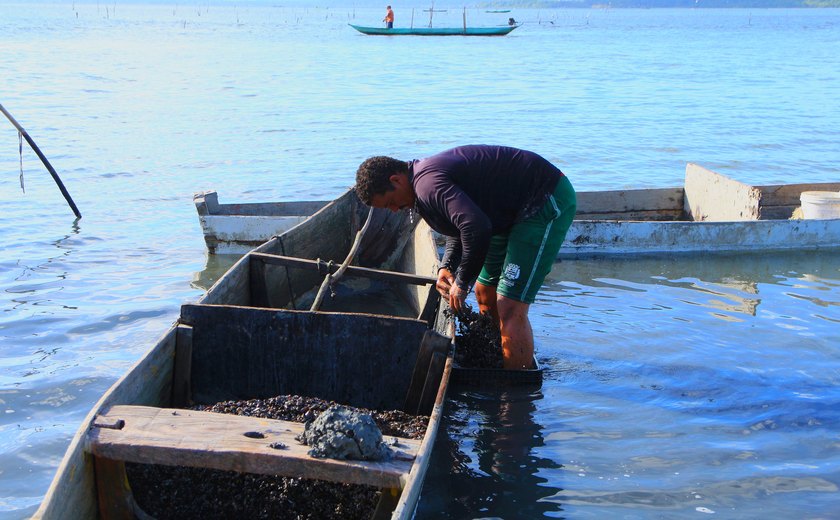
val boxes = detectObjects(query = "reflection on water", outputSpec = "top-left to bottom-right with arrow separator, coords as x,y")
190,253 -> 240,292
544,250 -> 839,327
417,386 -> 564,519
418,251 -> 839,518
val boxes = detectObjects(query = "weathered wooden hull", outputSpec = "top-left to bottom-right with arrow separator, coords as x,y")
349,23 -> 518,36
36,189 -> 452,520
196,164 -> 840,257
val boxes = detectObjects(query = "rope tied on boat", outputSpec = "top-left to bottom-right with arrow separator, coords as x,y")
18,132 -> 24,193
310,207 -> 375,311
315,259 -> 335,276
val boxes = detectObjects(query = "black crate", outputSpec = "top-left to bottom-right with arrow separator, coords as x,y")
451,357 -> 543,386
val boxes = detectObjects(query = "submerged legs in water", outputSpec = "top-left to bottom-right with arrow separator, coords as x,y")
475,281 -> 534,370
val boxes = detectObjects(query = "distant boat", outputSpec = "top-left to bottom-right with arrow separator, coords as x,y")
485,9 -> 511,13
349,24 -> 518,36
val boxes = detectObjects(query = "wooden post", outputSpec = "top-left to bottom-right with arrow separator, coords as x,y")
372,487 -> 402,519
404,339 -> 435,414
172,324 -> 193,408
93,456 -> 152,520
417,352 -> 447,415
248,253 -> 270,307
416,288 -> 441,325
404,330 -> 451,414
403,330 -> 452,415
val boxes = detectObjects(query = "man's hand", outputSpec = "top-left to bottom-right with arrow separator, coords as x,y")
448,283 -> 468,312
436,268 -> 454,298
437,268 -> 467,311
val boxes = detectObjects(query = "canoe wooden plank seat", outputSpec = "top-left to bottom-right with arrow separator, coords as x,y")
88,405 -> 421,488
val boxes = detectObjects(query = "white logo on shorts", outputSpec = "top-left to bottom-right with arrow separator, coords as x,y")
504,263 -> 521,280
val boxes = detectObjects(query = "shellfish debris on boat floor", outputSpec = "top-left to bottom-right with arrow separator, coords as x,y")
126,394 -> 427,519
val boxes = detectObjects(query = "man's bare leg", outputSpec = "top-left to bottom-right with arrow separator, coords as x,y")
497,295 -> 534,370
474,281 -> 500,323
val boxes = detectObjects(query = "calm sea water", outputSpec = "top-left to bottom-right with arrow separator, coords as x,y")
1,2 -> 839,518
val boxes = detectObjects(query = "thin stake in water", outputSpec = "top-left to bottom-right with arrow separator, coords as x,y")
1,103 -> 81,219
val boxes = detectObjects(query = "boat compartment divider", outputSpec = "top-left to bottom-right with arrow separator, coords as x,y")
88,405 -> 421,489
171,324 -> 193,408
250,252 -> 436,286
404,330 -> 451,415
179,304 -> 432,410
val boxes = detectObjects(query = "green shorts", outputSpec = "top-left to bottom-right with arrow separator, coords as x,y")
476,175 -> 576,304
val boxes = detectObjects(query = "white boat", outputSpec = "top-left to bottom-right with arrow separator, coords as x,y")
194,193 -> 328,254
195,164 -> 840,257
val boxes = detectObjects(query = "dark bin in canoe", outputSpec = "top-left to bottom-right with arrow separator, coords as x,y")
451,356 -> 543,387
179,303 -> 435,411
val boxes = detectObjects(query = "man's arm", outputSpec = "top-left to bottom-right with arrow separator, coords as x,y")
434,182 -> 492,291
440,235 -> 462,275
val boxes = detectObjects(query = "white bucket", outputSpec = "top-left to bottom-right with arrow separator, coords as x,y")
800,191 -> 840,219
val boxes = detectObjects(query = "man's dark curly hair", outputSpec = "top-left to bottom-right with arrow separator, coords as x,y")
355,156 -> 408,205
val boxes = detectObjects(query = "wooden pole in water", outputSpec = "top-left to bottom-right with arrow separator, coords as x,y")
0,103 -> 82,219
463,7 -> 466,31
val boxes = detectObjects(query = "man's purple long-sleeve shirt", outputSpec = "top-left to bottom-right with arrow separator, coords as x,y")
409,145 -> 563,290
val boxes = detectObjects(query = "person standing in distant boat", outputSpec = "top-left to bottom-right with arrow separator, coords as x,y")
355,145 -> 577,371
383,5 -> 394,29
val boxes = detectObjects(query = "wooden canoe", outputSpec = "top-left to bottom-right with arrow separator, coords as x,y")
349,23 -> 518,36
196,164 -> 840,257
35,188 -> 453,520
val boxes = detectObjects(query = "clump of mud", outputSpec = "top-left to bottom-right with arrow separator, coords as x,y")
298,405 -> 390,461
449,306 -> 504,369
126,394 -> 427,519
